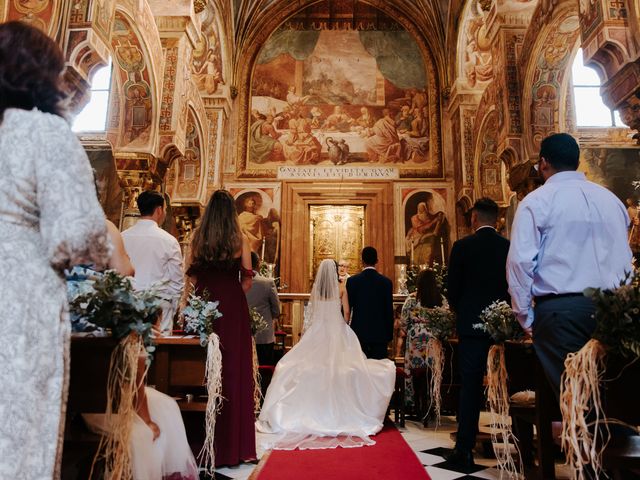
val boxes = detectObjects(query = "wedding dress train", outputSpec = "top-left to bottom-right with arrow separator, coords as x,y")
256,259 -> 396,450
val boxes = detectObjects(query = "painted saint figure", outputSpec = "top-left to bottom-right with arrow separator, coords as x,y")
405,197 -> 447,265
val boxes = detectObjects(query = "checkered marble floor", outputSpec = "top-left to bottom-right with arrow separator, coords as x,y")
209,412 -> 574,480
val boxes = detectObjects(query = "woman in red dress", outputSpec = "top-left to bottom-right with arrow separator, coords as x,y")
186,189 -> 256,467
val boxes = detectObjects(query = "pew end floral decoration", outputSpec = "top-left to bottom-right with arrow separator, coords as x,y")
249,306 -> 268,413
420,306 -> 455,425
181,289 -> 223,476
68,270 -> 166,479
474,300 -> 525,478
561,275 -> 640,480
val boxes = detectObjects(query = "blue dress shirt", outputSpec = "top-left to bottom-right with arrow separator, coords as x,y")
507,171 -> 632,328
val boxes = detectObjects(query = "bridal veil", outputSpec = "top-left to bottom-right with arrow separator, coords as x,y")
256,259 -> 396,450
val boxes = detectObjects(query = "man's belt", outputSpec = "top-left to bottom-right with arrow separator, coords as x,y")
534,292 -> 584,305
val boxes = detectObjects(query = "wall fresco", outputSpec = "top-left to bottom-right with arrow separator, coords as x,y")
246,1 -> 441,177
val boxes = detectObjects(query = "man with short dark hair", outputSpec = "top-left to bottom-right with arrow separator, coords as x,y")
246,252 -> 281,365
508,132 -> 632,399
346,246 -> 394,359
122,190 -> 184,334
445,197 -> 510,471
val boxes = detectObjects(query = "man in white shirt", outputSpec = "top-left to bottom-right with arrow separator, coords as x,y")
507,133 -> 632,398
122,190 -> 184,335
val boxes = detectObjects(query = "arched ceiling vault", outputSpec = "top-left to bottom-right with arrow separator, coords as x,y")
229,0 -> 450,89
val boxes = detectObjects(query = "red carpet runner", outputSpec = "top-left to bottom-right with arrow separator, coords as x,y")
250,421 -> 430,480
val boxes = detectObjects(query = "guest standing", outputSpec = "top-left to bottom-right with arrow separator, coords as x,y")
246,252 -> 281,365
346,246 -> 394,359
0,21 -> 110,479
507,133 -> 632,398
122,190 -> 184,335
446,198 -> 510,471
186,189 -> 256,467
400,270 -> 442,416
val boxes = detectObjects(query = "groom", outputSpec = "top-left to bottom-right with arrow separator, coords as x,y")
346,246 -> 394,359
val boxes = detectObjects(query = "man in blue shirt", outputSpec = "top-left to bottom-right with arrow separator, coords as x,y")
507,133 -> 632,398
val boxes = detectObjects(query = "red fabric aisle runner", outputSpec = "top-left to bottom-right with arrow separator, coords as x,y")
251,422 -> 430,480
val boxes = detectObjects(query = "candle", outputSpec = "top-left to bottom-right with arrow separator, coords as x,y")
261,238 -> 266,262
410,242 -> 414,265
440,237 -> 446,267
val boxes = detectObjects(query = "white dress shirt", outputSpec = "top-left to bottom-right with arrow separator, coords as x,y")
122,219 -> 184,333
507,171 -> 632,328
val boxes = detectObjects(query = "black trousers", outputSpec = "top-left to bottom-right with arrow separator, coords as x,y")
360,341 -> 389,360
533,296 -> 596,400
456,335 -> 492,453
256,342 -> 275,366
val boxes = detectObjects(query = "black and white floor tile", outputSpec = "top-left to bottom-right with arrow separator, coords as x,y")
210,412 -> 573,479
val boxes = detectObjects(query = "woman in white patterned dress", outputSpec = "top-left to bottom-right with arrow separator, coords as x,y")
0,22 -> 110,479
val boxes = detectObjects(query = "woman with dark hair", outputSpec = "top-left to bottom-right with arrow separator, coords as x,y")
0,21 -> 111,478
186,189 -> 256,467
400,269 -> 442,417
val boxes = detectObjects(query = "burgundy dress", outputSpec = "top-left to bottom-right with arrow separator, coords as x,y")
188,258 -> 256,467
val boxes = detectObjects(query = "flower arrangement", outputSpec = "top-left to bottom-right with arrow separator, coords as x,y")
68,270 -> 166,354
418,305 -> 455,425
561,275 -> 640,480
250,306 -> 268,336
421,306 -> 455,340
584,275 -> 640,358
474,300 -> 524,478
178,289 -> 223,474
68,270 -> 167,478
182,291 -> 223,347
474,300 -> 525,343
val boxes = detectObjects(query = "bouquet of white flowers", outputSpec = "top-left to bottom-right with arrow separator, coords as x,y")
474,300 -> 525,343
420,306 -> 455,340
182,291 -> 223,347
180,290 -> 223,474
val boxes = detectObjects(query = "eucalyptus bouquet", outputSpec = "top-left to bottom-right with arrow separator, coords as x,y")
68,270 -> 166,354
474,300 -> 525,343
182,290 -> 223,346
250,306 -> 268,336
585,274 -> 640,358
420,306 -> 455,340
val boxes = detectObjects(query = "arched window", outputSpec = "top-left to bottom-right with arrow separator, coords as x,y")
572,49 -> 623,127
72,61 -> 112,132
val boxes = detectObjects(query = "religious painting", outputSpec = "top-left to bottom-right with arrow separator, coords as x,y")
243,0 -> 442,178
477,111 -> 505,202
579,0 -> 603,39
529,14 -> 579,149
165,109 -> 204,203
226,183 -> 282,273
111,11 -> 153,147
7,0 -> 57,32
192,19 -> 224,95
86,148 -> 122,227
579,147 -> 640,205
394,184 -> 453,266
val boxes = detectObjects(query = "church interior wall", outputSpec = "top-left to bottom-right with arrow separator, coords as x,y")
4,0 -> 640,292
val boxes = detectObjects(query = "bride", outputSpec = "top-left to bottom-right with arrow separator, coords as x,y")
256,259 -> 396,450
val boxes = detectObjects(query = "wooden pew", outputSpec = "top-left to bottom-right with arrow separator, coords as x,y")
62,336 -> 118,479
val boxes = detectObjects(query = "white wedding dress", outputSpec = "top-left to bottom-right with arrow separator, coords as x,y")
256,260 -> 396,450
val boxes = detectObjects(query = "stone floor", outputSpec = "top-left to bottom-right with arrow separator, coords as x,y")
212,412 -> 574,479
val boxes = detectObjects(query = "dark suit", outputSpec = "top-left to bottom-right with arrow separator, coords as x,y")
346,267 -> 394,359
447,227 -> 510,453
